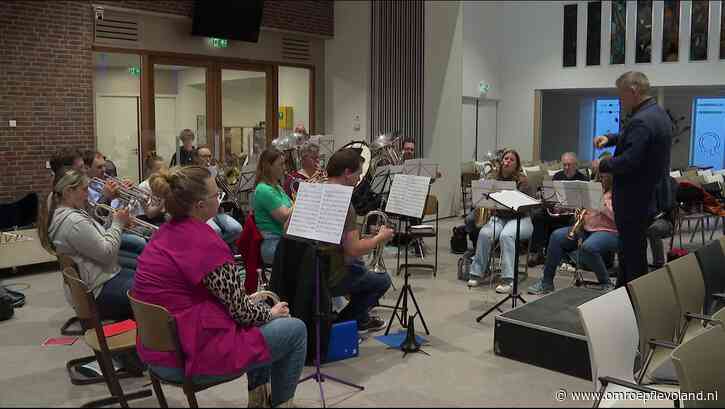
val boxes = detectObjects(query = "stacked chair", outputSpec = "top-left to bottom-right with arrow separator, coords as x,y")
578,239 -> 725,408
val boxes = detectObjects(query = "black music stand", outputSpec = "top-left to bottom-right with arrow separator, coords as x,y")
476,194 -> 542,322
297,241 -> 364,408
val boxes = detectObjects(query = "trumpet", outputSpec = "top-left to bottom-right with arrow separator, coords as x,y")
89,202 -> 159,239
567,208 -> 587,240
90,174 -> 161,209
360,210 -> 390,273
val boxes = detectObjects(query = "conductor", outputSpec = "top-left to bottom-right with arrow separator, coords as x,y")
593,71 -> 672,287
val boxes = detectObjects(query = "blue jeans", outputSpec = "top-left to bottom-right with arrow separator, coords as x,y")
260,231 -> 281,265
96,267 -> 135,321
469,216 -> 533,281
119,233 -> 146,271
151,317 -> 307,407
208,213 -> 243,246
542,227 -> 618,285
330,259 -> 392,324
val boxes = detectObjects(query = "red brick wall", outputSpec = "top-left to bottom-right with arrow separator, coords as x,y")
0,1 -> 95,203
0,0 -> 333,203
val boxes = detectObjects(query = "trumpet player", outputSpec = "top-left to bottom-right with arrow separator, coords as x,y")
283,141 -> 322,198
527,172 -> 617,295
325,148 -> 393,333
39,168 -> 137,321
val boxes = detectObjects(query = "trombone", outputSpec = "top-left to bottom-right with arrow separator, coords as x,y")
89,202 -> 159,240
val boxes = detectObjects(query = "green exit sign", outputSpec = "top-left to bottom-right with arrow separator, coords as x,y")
128,66 -> 141,76
208,38 -> 229,48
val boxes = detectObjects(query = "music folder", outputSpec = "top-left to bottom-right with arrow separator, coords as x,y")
470,179 -> 516,210
487,190 -> 542,213
541,180 -> 603,210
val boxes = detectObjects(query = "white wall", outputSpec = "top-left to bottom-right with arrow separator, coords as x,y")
425,1 -> 463,217
495,0 -> 725,161
222,78 -> 266,128
324,0 -> 371,150
279,66 -> 311,132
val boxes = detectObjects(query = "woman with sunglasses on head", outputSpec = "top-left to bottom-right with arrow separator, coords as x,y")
133,165 -> 306,408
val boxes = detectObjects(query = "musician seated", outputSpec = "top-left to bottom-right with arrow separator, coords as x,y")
283,141 -> 321,198
194,146 -> 242,247
528,173 -> 617,295
134,166 -> 306,408
528,152 -> 590,266
84,150 -> 147,268
325,148 -> 394,333
134,152 -> 166,224
467,149 -> 534,294
254,148 -> 293,265
647,176 -> 678,269
41,168 -> 136,321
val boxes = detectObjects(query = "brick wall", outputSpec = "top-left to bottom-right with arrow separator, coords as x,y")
0,0 -> 333,203
0,1 -> 95,203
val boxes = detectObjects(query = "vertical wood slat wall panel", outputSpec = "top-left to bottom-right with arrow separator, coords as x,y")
370,0 -> 424,157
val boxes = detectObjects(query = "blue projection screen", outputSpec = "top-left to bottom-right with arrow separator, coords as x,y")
594,99 -> 619,159
690,98 -> 725,170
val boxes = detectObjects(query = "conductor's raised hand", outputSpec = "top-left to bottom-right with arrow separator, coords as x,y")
593,135 -> 609,149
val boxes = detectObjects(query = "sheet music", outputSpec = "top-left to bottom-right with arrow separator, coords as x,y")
371,165 -> 403,194
402,159 -> 438,178
286,182 -> 353,244
470,179 -> 516,209
545,181 -> 603,209
669,170 -> 682,178
385,174 -> 431,218
488,190 -> 541,212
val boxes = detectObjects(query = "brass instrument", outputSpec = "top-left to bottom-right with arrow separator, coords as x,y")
290,168 -> 328,200
474,207 -> 492,229
215,162 -> 243,211
90,174 -> 161,209
473,153 -> 499,229
248,266 -> 281,306
360,210 -> 390,273
370,132 -> 403,169
567,208 -> 587,240
89,202 -> 159,239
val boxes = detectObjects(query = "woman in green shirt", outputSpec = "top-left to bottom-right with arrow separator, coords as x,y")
253,148 -> 293,264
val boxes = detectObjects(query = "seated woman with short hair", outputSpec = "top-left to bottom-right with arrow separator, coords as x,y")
253,148 -> 292,264
133,165 -> 306,408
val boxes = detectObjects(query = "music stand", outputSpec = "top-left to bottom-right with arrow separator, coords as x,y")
476,190 -> 543,322
286,183 -> 364,408
383,174 -> 432,337
371,165 -> 402,210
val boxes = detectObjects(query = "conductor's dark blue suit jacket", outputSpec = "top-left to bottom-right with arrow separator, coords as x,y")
599,98 -> 672,222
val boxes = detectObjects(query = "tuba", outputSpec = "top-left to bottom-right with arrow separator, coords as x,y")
360,210 -> 390,273
567,208 -> 587,240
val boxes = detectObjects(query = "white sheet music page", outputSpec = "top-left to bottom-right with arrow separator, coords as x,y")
286,182 -> 353,244
471,179 -> 516,209
488,190 -> 541,212
385,174 -> 431,218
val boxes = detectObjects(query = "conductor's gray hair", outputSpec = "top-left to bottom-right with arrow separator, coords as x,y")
615,71 -> 651,95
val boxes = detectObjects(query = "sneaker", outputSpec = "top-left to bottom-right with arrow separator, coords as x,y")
527,280 -> 555,295
358,316 -> 386,333
467,279 -> 480,287
495,282 -> 513,294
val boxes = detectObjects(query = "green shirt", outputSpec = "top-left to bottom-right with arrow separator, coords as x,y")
253,182 -> 292,235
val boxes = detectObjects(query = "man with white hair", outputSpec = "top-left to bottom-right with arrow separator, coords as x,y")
529,152 -> 590,266
593,71 -> 672,287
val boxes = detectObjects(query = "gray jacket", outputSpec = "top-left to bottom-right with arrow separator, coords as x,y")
48,206 -> 123,301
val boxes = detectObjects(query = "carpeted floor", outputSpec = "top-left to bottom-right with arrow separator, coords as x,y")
0,216 -> 714,407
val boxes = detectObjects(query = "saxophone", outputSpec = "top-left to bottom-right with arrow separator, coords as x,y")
567,208 -> 587,240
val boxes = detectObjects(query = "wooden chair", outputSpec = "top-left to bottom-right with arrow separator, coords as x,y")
57,254 -> 83,337
62,268 -> 151,407
127,291 -> 244,408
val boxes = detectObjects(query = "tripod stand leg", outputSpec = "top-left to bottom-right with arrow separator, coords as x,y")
384,282 -> 407,336
476,294 -> 513,322
406,285 -> 430,335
